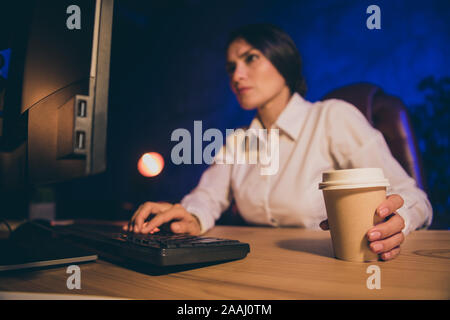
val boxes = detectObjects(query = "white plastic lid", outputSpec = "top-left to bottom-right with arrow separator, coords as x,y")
318,168 -> 390,190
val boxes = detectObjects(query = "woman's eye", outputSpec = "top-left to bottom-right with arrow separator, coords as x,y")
226,65 -> 235,75
246,54 -> 258,63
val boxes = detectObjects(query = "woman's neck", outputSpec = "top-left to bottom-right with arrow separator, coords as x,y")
257,86 -> 292,130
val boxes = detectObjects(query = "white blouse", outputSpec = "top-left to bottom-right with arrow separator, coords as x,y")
180,93 -> 433,235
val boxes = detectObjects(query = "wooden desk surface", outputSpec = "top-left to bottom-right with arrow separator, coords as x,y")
0,225 -> 449,300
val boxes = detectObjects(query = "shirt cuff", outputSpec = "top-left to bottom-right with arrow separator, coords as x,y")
180,203 -> 212,235
396,205 -> 413,236
394,194 -> 426,236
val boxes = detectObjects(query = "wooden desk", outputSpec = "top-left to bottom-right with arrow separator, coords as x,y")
0,226 -> 449,299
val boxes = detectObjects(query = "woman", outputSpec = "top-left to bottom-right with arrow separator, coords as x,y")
125,24 -> 432,261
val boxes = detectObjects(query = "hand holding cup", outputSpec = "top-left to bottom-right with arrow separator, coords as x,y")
320,194 -> 405,261
318,168 -> 401,262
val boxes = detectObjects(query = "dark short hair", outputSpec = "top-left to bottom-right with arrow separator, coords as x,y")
226,23 -> 307,97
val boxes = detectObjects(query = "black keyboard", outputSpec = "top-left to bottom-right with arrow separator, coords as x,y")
122,232 -> 241,249
55,223 -> 250,268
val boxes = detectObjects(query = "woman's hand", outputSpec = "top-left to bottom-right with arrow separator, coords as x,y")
122,201 -> 201,235
319,194 -> 406,261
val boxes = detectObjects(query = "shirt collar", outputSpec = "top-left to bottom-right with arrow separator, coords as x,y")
248,92 -> 310,141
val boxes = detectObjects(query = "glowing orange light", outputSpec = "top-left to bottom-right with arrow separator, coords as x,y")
137,152 -> 164,177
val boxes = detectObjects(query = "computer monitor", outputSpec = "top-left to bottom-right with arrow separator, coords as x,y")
24,0 -> 114,185
0,0 -> 113,186
0,0 -> 114,220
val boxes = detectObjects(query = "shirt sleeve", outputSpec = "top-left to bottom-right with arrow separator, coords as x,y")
325,99 -> 433,235
180,142 -> 234,234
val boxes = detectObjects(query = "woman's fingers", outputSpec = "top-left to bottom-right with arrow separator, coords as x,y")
134,202 -> 160,232
376,194 -> 404,219
122,202 -> 200,235
367,212 -> 405,260
141,205 -> 201,235
122,204 -> 144,231
380,246 -> 401,261
367,213 -> 405,241
170,217 -> 201,235
140,204 -> 187,234
122,202 -> 173,232
123,205 -> 141,231
369,231 -> 405,254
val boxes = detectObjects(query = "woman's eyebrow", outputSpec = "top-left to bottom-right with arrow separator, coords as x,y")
226,48 -> 257,65
238,48 -> 255,58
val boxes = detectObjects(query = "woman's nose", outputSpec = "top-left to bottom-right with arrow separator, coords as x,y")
232,63 -> 248,84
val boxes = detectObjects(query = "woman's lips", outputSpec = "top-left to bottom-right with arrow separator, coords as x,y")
237,87 -> 252,94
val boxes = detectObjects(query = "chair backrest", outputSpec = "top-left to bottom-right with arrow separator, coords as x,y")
322,82 -> 426,191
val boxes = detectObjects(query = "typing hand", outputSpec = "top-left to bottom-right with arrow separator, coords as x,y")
123,202 -> 201,236
320,194 -> 406,261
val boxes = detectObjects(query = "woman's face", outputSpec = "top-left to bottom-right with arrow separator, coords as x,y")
226,38 -> 288,110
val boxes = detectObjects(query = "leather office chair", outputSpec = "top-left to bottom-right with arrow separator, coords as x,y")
322,82 -> 427,192
218,83 -> 427,225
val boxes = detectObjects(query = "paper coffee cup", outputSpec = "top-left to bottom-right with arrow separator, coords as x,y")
319,168 -> 390,262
